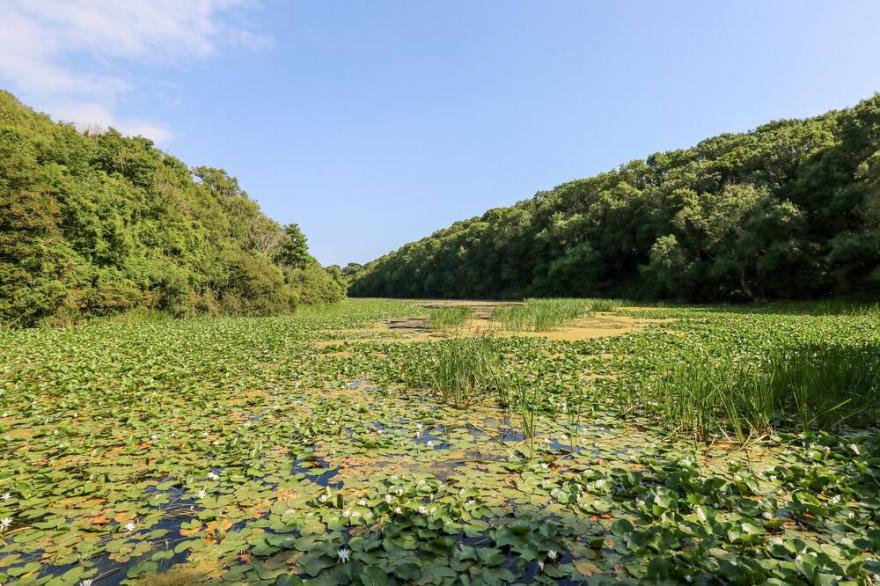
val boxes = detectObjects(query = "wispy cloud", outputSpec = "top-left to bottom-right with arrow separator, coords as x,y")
0,0 -> 268,143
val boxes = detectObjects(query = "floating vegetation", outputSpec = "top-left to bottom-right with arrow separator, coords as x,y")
1,299 -> 878,584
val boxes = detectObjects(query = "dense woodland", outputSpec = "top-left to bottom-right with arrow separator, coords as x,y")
351,96 -> 880,302
0,91 -> 343,327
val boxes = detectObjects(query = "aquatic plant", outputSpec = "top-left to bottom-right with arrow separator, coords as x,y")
641,343 -> 880,441
491,298 -> 597,331
402,335 -> 501,407
426,306 -> 471,329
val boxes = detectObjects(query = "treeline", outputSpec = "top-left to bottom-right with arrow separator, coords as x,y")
350,95 -> 880,302
0,91 -> 344,327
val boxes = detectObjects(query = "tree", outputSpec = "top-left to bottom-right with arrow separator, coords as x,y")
275,224 -> 310,270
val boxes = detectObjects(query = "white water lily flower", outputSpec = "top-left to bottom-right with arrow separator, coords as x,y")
426,441 -> 434,448
124,520 -> 136,532
540,463 -> 549,470
207,471 -> 220,481
394,507 -> 402,514
197,488 -> 208,499
0,517 -> 11,531
685,576 -> 693,583
357,498 -> 367,506
1,493 -> 10,501
537,561 -> 544,572
546,550 -> 558,561
319,494 -> 329,503
80,580 -> 94,586
342,509 -> 351,518
337,547 -> 351,563
418,505 -> 427,515
395,487 -> 404,496
384,494 -> 393,504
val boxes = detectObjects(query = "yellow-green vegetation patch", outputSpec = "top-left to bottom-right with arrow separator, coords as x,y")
0,299 -> 878,584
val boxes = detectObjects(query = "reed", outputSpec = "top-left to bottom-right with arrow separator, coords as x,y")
401,336 -> 500,407
639,344 -> 880,442
427,306 -> 471,329
491,298 -> 598,331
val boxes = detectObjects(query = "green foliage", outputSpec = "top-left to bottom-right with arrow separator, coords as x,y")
283,259 -> 346,305
351,95 -> 880,301
274,224 -> 311,270
0,91 -> 341,326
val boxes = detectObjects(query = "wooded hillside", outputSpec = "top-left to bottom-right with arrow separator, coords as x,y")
350,96 -> 880,302
0,91 -> 343,326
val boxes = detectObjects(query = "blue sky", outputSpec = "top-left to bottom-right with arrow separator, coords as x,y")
2,1 -> 880,265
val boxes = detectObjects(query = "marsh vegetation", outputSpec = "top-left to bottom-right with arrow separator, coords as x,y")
1,299 -> 878,584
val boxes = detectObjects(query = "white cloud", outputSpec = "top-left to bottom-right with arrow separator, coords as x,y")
0,0 -> 268,143
49,102 -> 172,143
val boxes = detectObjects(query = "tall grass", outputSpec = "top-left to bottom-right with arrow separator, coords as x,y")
491,299 -> 606,331
427,307 -> 471,329
399,337 -> 553,457
808,300 -> 880,316
589,298 -> 620,312
508,374 -> 542,457
639,344 -> 880,442
401,336 -> 501,407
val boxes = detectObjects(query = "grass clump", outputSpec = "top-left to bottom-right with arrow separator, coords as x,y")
491,298 -> 592,331
508,374 -> 542,457
589,298 -> 620,312
641,344 -> 880,442
402,336 -> 500,407
427,306 -> 471,329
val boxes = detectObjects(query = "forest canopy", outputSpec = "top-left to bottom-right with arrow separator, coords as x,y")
350,95 -> 880,302
0,91 -> 343,327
